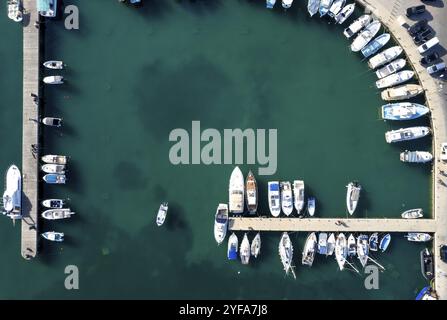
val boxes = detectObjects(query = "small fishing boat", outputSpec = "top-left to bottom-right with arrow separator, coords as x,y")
42,117 -> 62,127
361,33 -> 391,58
327,0 -> 345,19
375,70 -> 414,89
292,180 -> 305,214
376,58 -> 407,79
42,199 -> 65,209
280,181 -> 293,216
245,170 -> 258,214
400,151 -> 433,163
369,233 -> 379,252
346,181 -> 361,215
406,232 -> 432,242
42,209 -> 75,220
43,174 -> 66,184
156,202 -> 168,226
368,46 -> 403,69
385,126 -> 431,143
379,233 -> 391,252
251,232 -> 261,258
240,233 -> 251,265
307,197 -> 316,217
343,14 -> 371,39
41,231 -> 64,242
279,232 -> 295,278
420,248 -> 434,282
214,203 -> 228,244
351,20 -> 381,52
229,166 -> 244,214
302,232 -> 317,267
335,233 -> 348,270
335,3 -> 355,24
307,0 -> 320,17
318,232 -> 328,255
319,0 -> 334,17
282,0 -> 293,9
266,0 -> 276,9
43,60 -> 64,70
381,102 -> 429,121
357,234 -> 369,268
7,0 -> 23,22
41,155 -> 68,165
415,286 -> 437,300
327,233 -> 336,256
43,76 -> 64,85
41,164 -> 65,174
381,84 -> 424,101
227,233 -> 238,260
347,234 -> 356,257
268,181 -> 281,217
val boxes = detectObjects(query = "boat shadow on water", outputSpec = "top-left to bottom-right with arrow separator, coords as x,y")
176,0 -> 223,15
133,0 -> 173,20
163,201 -> 188,231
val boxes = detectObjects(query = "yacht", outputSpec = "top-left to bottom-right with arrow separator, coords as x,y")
335,233 -> 348,270
406,233 -> 432,242
41,164 -> 65,174
327,233 -> 336,256
43,76 -> 64,84
7,0 -> 23,22
43,61 -> 64,70
268,181 -> 281,217
379,233 -> 391,252
41,231 -> 64,242
335,3 -> 355,25
240,233 -> 251,265
369,233 -> 379,252
279,232 -> 296,278
280,181 -> 293,216
38,0 -> 57,17
307,0 -> 320,17
292,180 -> 305,214
401,208 -> 423,219
381,84 -> 424,101
381,102 -> 429,121
251,232 -> 261,258
317,232 -> 328,255
368,46 -> 403,69
357,234 -> 369,268
361,33 -> 391,58
42,155 -> 68,165
227,233 -> 238,260
319,0 -> 333,17
385,126 -> 431,143
347,234 -> 356,257
42,117 -> 62,127
245,170 -> 258,214
42,208 -> 75,220
43,174 -> 66,184
346,181 -> 361,215
2,165 -> 22,220
307,197 -> 316,217
400,151 -> 433,163
282,0 -> 293,9
376,58 -> 406,79
376,70 -> 414,89
343,14 -> 371,39
302,232 -> 317,267
229,166 -> 244,214
327,0 -> 345,19
350,20 -> 381,52
42,199 -> 65,208
214,203 -> 229,245
266,0 -> 276,9
156,202 -> 168,226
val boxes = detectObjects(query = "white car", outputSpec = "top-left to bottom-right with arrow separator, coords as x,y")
427,62 -> 446,75
441,143 -> 447,161
418,37 -> 439,54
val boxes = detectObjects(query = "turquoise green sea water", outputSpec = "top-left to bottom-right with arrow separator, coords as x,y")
0,0 -> 432,299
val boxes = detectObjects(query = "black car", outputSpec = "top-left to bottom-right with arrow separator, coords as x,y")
421,52 -> 440,65
406,5 -> 426,17
408,19 -> 428,36
413,28 -> 434,45
441,245 -> 447,263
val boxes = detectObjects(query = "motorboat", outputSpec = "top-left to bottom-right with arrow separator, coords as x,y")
245,170 -> 258,214
335,3 -> 355,25
42,117 -> 62,127
43,60 -> 64,70
343,14 -> 371,39
240,233 -> 250,265
42,199 -> 65,208
347,234 -> 356,257
280,181 -> 293,216
361,33 -> 391,58
282,0 -> 293,9
327,233 -> 336,256
41,208 -> 75,220
41,155 -> 68,165
227,233 -> 238,260
357,234 -> 369,268
2,164 -> 22,220
7,0 -> 23,22
38,0 -> 57,18
420,248 -> 434,282
251,232 -> 261,258
302,232 -> 317,267
376,58 -> 406,79
381,84 -> 424,101
307,0 -> 320,17
379,233 -> 391,252
335,233 -> 348,270
406,233 -> 432,242
41,164 -> 65,174
156,202 -> 168,226
381,102 -> 429,121
41,231 -> 64,242
43,76 -> 64,84
327,0 -> 345,19
292,180 -> 305,214
229,166 -> 244,214
43,174 -> 66,184
346,181 -> 361,215
369,233 -> 379,252
266,0 -> 276,9
214,203 -> 228,244
375,70 -> 414,89
385,126 -> 431,143
350,20 -> 381,52
318,232 -> 328,255
402,208 -> 423,219
307,197 -> 316,217
368,46 -> 403,69
279,232 -> 296,278
319,0 -> 333,17
268,181 -> 281,217
400,151 -> 433,163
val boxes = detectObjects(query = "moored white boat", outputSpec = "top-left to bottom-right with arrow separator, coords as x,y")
43,60 -> 64,70
307,0 -> 320,17
319,0 -> 333,17
43,173 -> 66,184
385,126 -> 431,143
350,20 -> 381,52
280,181 -> 293,216
375,70 -> 414,89
376,58 -> 407,79
251,232 -> 261,258
335,3 -> 355,25
42,154 -> 68,165
240,233 -> 251,265
401,208 -> 423,219
282,0 -> 293,9
357,234 -> 369,267
214,203 -> 229,244
406,232 -> 432,242
227,233 -> 238,260
43,76 -> 64,85
343,14 -> 371,39
41,231 -> 64,242
266,0 -> 276,9
368,46 -> 403,69
42,117 -> 62,127
346,181 -> 361,215
327,0 -> 345,19
42,208 -> 75,220
327,233 -> 336,256
41,164 -> 65,174
268,181 -> 281,217
369,233 -> 379,252
292,180 -> 305,214
229,166 -> 244,214
302,232 -> 317,267
379,233 -> 391,252
361,33 -> 391,58
335,233 -> 348,270
318,232 -> 328,255
42,199 -> 65,208
156,202 -> 168,226
381,84 -> 424,101
2,164 -> 22,220
381,102 -> 429,121
7,0 -> 23,22
400,151 -> 433,163
307,197 -> 316,217
347,234 -> 356,257
245,170 -> 258,214
279,232 -> 296,278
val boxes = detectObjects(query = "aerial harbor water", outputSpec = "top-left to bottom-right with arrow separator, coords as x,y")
1,0 -> 442,299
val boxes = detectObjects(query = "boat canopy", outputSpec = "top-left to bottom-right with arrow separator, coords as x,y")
228,248 -> 237,260
37,0 -> 52,11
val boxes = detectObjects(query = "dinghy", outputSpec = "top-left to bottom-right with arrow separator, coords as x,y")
357,234 -> 369,268
227,233 -> 238,260
307,0 -> 320,17
281,181 -> 293,216
361,33 -> 391,58
385,126 -> 431,143
376,58 -> 407,79
368,46 -> 403,69
381,102 -> 429,121
245,170 -> 258,214
307,197 -> 316,217
214,203 -> 228,244
282,0 -> 293,9
42,199 -> 65,209
156,202 -> 168,226
379,233 -> 391,252
369,233 -> 379,252
268,181 -> 281,217
335,233 -> 348,270
42,209 -> 75,220
335,3 -> 355,25
351,20 -> 381,52
251,232 -> 261,258
343,14 -> 371,39
402,208 -> 423,219
43,76 -> 64,84
229,166 -> 244,214
43,174 -> 66,184
400,151 -> 433,163
302,232 -> 317,267
42,117 -> 62,127
240,233 -> 251,264
41,231 -> 64,242
327,233 -> 336,256
420,248 -> 434,281
381,84 -> 424,101
318,232 -> 328,255
293,180 -> 305,214
328,0 -> 345,19
41,164 -> 65,174
43,60 -> 64,70
266,0 -> 276,9
375,70 -> 414,89
279,232 -> 296,278
406,233 -> 432,242
347,234 -> 356,257
319,0 -> 334,17
42,155 -> 68,165
346,181 -> 361,215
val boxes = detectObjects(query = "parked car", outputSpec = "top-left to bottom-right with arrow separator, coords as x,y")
408,19 -> 428,36
413,29 -> 434,45
418,37 -> 440,54
421,52 -> 440,65
406,5 -> 426,17
441,245 -> 447,263
441,143 -> 447,161
427,62 -> 446,75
